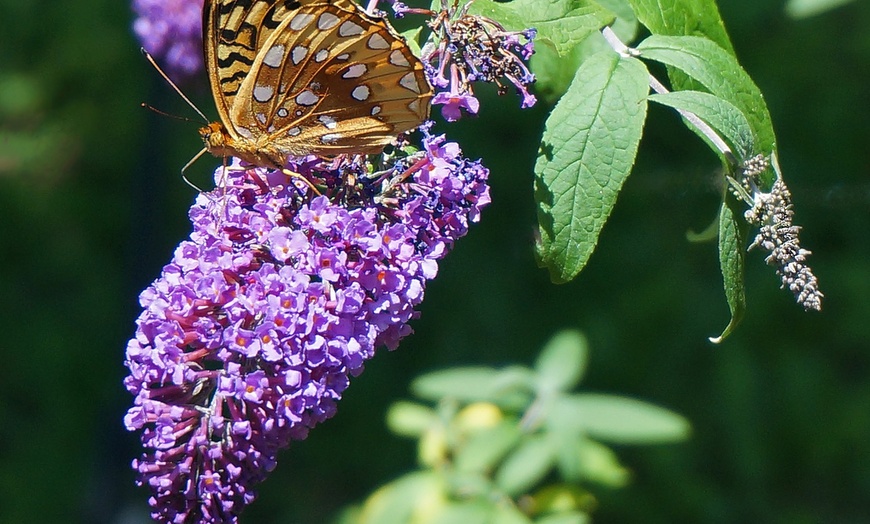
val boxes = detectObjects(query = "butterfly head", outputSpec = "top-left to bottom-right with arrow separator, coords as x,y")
200,122 -> 233,157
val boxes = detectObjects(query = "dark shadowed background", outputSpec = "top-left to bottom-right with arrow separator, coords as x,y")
1,0 -> 868,522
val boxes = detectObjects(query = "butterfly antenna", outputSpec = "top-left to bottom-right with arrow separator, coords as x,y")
140,103 -> 200,124
141,48 -> 209,123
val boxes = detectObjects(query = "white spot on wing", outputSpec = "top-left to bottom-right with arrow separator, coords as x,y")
321,133 -> 341,144
367,33 -> 389,50
371,105 -> 381,116
287,127 -> 301,136
339,20 -> 364,37
352,85 -> 370,101
290,13 -> 315,31
389,49 -> 409,67
277,107 -> 289,118
335,53 -> 350,61
263,45 -> 285,68
408,99 -> 420,112
318,12 -> 340,30
318,115 -> 338,129
291,46 -> 308,65
342,64 -> 367,79
314,49 -> 329,62
254,85 -> 275,102
256,113 -> 267,124
399,73 -> 420,93
296,90 -> 319,106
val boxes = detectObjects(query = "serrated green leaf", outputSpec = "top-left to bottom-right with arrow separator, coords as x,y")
495,434 -> 557,496
534,330 -> 588,392
411,366 -> 535,405
455,422 -> 523,474
628,0 -> 733,53
468,0 -> 613,57
649,90 -> 755,160
710,199 -> 747,343
357,471 -> 443,524
535,52 -> 649,283
386,401 -> 438,438
637,35 -> 776,157
549,394 -> 691,444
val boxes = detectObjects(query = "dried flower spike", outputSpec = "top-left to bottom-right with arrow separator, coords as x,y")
396,0 -> 537,121
740,154 -> 823,311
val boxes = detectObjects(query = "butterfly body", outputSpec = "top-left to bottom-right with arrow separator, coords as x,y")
200,121 -> 295,168
202,0 -> 432,167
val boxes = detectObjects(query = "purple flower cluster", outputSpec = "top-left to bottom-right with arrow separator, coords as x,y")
133,0 -> 204,78
395,0 -> 537,121
123,133 -> 490,523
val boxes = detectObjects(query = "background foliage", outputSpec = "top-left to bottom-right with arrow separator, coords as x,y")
1,0 -> 868,522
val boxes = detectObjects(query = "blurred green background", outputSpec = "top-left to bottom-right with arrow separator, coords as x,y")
1,0 -> 868,522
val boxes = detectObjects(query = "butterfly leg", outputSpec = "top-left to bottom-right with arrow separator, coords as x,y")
281,169 -> 322,197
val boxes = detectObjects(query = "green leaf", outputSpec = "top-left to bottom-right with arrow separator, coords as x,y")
649,90 -> 755,159
549,394 -> 691,444
529,43 -> 584,105
411,366 -> 535,406
573,438 -> 631,487
492,503 -> 535,524
534,330 -> 588,392
786,0 -> 854,19
536,511 -> 591,524
627,0 -> 734,53
531,484 -> 595,518
495,434 -> 557,496
399,26 -> 424,57
431,499 -> 530,524
637,35 -> 776,155
455,422 -> 523,474
594,0 -> 639,42
535,52 -> 649,283
386,401 -> 438,438
710,199 -> 747,343
357,471 -> 443,524
468,0 -> 613,57
552,429 -> 585,482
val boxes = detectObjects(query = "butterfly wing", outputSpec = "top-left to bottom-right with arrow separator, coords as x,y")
229,1 -> 432,156
203,0 -> 305,139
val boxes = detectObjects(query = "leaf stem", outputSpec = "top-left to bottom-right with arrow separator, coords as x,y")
601,27 -> 738,167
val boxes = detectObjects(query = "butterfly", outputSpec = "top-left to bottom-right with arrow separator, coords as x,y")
198,0 -> 433,170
